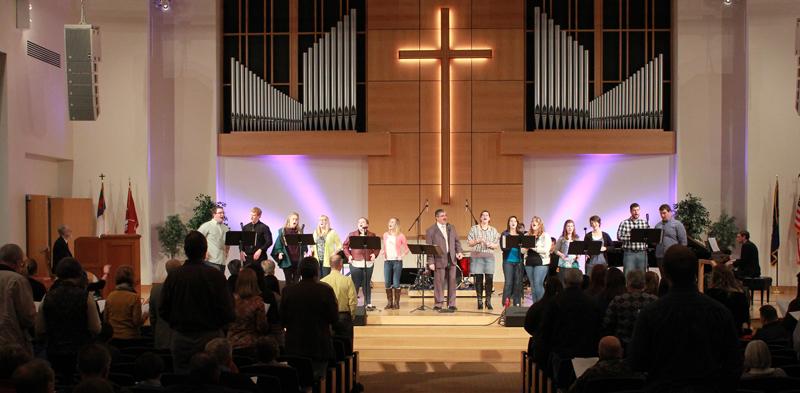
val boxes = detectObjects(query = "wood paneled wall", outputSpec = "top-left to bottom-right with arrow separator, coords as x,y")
367,0 -> 525,237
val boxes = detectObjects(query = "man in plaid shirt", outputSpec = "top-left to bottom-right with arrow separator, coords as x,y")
617,203 -> 650,274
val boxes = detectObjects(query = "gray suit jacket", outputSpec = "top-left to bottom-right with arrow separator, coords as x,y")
425,223 -> 463,269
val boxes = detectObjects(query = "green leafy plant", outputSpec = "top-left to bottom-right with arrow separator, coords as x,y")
708,212 -> 738,251
673,193 -> 711,240
157,214 -> 188,259
186,194 -> 226,230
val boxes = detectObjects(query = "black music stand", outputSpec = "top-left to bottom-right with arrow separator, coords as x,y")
347,235 -> 381,257
630,229 -> 663,249
568,241 -> 602,272
225,231 -> 256,247
284,234 -> 314,269
503,235 -> 537,249
408,244 -> 443,313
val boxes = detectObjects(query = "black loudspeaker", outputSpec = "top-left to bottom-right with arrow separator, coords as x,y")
504,306 -> 527,327
65,24 -> 100,121
353,306 -> 367,326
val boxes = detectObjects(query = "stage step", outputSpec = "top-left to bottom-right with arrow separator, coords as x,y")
358,361 -> 522,373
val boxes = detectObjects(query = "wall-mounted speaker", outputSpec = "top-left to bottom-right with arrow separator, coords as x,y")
65,24 -> 100,121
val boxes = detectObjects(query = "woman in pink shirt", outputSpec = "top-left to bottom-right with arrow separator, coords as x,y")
380,217 -> 409,310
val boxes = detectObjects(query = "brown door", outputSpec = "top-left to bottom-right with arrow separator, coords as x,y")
25,195 -> 51,276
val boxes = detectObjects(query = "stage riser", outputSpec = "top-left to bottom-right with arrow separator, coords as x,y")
408,290 -> 496,298
356,348 -> 522,363
356,337 -> 525,347
359,361 -> 521,373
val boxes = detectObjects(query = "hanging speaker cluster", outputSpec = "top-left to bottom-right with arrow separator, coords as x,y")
65,24 -> 100,121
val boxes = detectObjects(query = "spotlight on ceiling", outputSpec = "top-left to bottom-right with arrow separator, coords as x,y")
722,0 -> 733,6
155,0 -> 171,12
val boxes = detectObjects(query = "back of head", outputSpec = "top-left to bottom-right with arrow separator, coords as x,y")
588,264 -> 607,290
644,271 -> 660,295
184,231 -> 208,260
0,345 -> 32,379
114,265 -> 134,286
759,305 -> 778,323
542,276 -> 563,299
329,254 -> 343,270
598,336 -> 623,360
710,265 -> 742,292
189,352 -> 220,384
0,243 -> 24,267
164,258 -> 182,276
72,377 -> 115,393
204,338 -> 233,368
228,259 -> 242,276
626,271 -> 645,291
78,344 -> 111,378
299,257 -> 320,280
12,359 -> 54,393
604,268 -> 626,299
134,352 -> 165,381
55,257 -> 83,280
25,258 -> 38,277
255,336 -> 280,363
563,268 -> 583,288
235,268 -> 261,299
262,259 -> 276,276
663,245 -> 698,287
744,340 -> 772,370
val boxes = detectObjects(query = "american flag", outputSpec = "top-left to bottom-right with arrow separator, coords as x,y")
795,186 -> 800,264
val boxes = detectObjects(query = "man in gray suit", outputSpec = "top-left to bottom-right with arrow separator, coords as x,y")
425,209 -> 463,312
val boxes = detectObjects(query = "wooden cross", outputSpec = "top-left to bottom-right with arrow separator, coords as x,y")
99,173 -> 106,182
398,8 -> 492,204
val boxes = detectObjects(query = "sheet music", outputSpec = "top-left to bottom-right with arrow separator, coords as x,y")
572,357 -> 598,377
708,237 -> 720,252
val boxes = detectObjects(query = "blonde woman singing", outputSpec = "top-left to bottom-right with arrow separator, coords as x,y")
379,218 -> 410,310
312,215 -> 341,279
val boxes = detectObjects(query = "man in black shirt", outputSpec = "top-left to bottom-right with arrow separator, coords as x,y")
629,245 -> 742,392
160,231 -> 235,374
240,207 -> 273,264
731,230 -> 760,279
52,225 -> 73,272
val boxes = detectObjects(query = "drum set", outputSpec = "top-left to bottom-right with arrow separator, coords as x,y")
410,252 -> 474,291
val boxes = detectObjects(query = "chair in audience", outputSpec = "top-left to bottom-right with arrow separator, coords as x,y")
771,356 -> 798,368
159,373 -> 187,387
252,374 -> 283,393
276,356 -> 315,389
739,377 -> 800,393
771,348 -> 798,359
240,364 -> 302,393
582,376 -> 646,393
109,372 -> 136,387
110,338 -> 154,350
781,364 -> 800,378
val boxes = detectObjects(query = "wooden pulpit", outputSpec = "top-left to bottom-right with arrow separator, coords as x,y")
697,259 -> 716,293
75,234 -> 141,297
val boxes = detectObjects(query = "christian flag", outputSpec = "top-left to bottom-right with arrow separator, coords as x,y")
770,179 -> 780,266
125,182 -> 139,234
96,182 -> 107,236
794,186 -> 800,264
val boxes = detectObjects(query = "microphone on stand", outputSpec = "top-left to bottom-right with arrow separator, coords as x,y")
240,222 -> 245,230
465,199 -> 469,212
425,199 -> 429,211
645,213 -> 650,225
583,227 -> 588,237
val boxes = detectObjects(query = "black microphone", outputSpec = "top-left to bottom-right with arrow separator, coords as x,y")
465,199 -> 469,211
645,213 -> 649,224
240,222 -> 244,230
300,223 -> 305,233
583,227 -> 587,236
424,199 -> 429,211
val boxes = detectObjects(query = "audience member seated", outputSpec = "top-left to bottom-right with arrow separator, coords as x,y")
133,352 -> 165,391
629,245 -> 742,392
159,231 -> 234,374
166,352 -> 243,393
644,271 -> 659,296
602,271 -> 657,347
77,343 -> 126,393
705,265 -> 750,335
205,339 -> 257,392
226,259 -> 243,294
583,264 -> 607,298
753,305 -> 791,345
741,340 -> 788,380
0,244 -> 36,355
241,261 -> 279,335
566,336 -> 640,393
22,259 -> 47,302
731,230 -> 760,279
148,259 -> 181,351
524,276 -> 563,364
597,267 -> 626,315
0,345 -> 32,393
253,337 -> 288,367
262,259 -> 280,297
12,359 -> 55,393
105,266 -> 146,341
539,269 -> 603,389
36,258 -> 102,383
279,257 -> 338,380
782,272 -> 800,341
227,269 -> 268,351
73,377 -> 116,393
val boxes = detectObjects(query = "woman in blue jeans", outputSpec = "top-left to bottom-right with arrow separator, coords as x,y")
524,216 -> 552,304
343,217 -> 381,311
501,216 -> 524,307
379,217 -> 409,310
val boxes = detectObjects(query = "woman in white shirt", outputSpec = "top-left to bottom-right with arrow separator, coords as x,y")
379,218 -> 409,310
523,216 -> 552,304
467,210 -> 500,310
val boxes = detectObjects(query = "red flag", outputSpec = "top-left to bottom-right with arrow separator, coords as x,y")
125,182 -> 139,234
794,188 -> 800,264
96,182 -> 106,236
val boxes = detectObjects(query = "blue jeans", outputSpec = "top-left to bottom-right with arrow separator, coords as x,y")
623,250 -> 648,275
502,262 -> 522,306
351,266 -> 374,305
525,265 -> 549,303
384,260 -> 402,288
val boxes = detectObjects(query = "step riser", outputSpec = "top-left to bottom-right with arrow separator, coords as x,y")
356,337 -> 527,347
356,349 -> 523,362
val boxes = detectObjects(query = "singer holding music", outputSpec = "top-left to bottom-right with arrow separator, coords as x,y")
467,210 -> 500,310
617,203 -> 651,275
523,216 -> 551,304
584,215 -> 613,270
343,217 -> 380,311
555,219 -> 580,281
270,212 -> 308,285
425,209 -> 463,312
240,207 -> 274,264
311,215 -> 341,279
500,216 -> 524,307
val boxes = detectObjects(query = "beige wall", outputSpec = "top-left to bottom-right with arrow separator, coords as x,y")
746,0 -> 800,285
0,0 -> 74,246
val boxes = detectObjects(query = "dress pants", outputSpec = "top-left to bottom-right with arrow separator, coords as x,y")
351,265 -> 374,305
171,329 -> 224,374
333,312 -> 354,339
434,259 -> 457,308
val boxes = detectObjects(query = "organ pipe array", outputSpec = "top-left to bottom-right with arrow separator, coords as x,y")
229,9 -> 357,132
531,7 -> 664,130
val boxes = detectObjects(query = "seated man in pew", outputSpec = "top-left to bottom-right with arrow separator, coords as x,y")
566,336 -> 641,393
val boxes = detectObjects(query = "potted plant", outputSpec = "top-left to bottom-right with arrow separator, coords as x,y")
708,212 -> 738,252
187,194 -> 227,230
673,193 -> 711,241
157,214 -> 187,259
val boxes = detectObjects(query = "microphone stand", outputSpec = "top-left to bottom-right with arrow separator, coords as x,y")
408,202 -> 431,291
465,199 -> 479,225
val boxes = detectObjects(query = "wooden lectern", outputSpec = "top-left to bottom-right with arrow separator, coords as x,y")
75,234 -> 141,297
697,259 -> 716,293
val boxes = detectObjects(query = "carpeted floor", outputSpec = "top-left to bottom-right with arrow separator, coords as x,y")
359,370 -> 519,393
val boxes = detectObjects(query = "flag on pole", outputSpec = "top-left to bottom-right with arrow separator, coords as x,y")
125,181 -> 139,234
96,179 -> 107,236
794,182 -> 800,264
770,178 -> 780,266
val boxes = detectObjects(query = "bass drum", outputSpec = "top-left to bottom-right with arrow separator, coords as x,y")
458,256 -> 471,277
